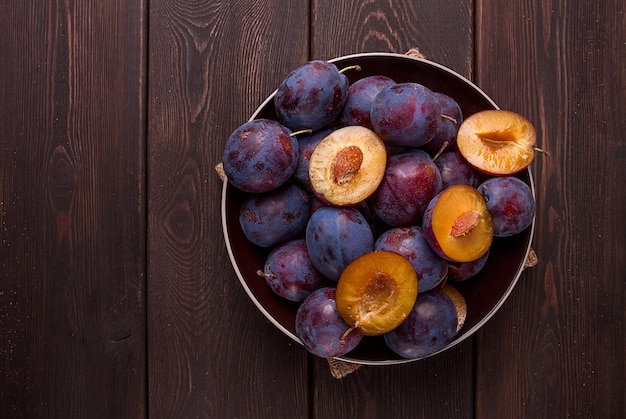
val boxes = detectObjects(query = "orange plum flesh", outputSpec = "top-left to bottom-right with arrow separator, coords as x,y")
308,126 -> 387,206
335,250 -> 418,336
457,110 -> 537,175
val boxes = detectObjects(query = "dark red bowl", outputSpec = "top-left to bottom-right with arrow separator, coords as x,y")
221,52 -> 535,365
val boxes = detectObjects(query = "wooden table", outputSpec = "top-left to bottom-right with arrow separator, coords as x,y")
2,1 -> 624,418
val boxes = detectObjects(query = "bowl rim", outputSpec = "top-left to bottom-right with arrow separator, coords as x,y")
221,52 -> 536,366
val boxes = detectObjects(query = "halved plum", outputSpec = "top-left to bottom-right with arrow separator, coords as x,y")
456,109 -> 537,175
335,250 -> 418,336
423,184 -> 493,262
308,126 -> 387,206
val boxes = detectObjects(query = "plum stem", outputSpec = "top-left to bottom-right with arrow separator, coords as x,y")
441,114 -> 458,124
339,65 -> 362,74
290,129 -> 313,137
256,270 -> 277,279
431,140 -> 450,162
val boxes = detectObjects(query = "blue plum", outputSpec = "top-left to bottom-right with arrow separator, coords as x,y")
295,287 -> 363,358
374,226 -> 448,292
434,150 -> 480,189
371,82 -> 442,147
447,250 -> 490,282
239,183 -> 310,248
422,92 -> 463,154
369,150 -> 442,227
339,75 -> 396,129
259,239 -> 327,302
478,176 -> 535,237
222,118 -> 298,193
274,60 -> 349,131
384,289 -> 458,359
305,206 -> 374,281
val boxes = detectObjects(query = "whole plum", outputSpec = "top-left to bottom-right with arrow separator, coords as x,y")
293,127 -> 334,192
222,119 -> 298,193
274,60 -> 348,131
421,92 -> 463,154
374,226 -> 448,292
447,250 -> 490,282
339,75 -> 396,129
259,239 -> 327,302
369,150 -> 442,227
305,206 -> 374,281
478,176 -> 535,237
384,288 -> 458,359
371,82 -> 442,147
435,150 -> 480,189
239,183 -> 310,248
295,287 -> 363,358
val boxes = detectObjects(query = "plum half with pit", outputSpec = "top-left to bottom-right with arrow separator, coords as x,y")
308,126 -> 387,206
370,150 -> 442,227
335,250 -> 418,336
222,119 -> 298,193
274,60 -> 349,131
371,82 -> 442,147
422,184 -> 493,262
478,176 -> 535,237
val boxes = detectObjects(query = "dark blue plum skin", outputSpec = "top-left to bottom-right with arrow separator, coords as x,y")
294,127 -> 334,192
305,206 -> 374,281
274,60 -> 348,131
295,287 -> 363,358
384,289 -> 458,359
339,75 -> 396,129
239,183 -> 310,248
370,150 -> 443,227
371,82 -> 442,147
478,176 -> 535,237
421,92 -> 463,154
374,226 -> 448,292
222,119 -> 298,193
448,249 -> 490,282
262,239 -> 327,302
435,151 -> 480,189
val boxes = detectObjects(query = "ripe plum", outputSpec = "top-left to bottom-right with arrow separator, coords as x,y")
384,288 -> 458,359
305,206 -> 374,281
339,75 -> 396,129
369,150 -> 442,227
447,250 -> 490,282
422,92 -> 463,154
434,151 -> 480,189
274,60 -> 348,131
258,239 -> 327,302
371,82 -> 441,147
374,226 -> 448,292
239,183 -> 310,248
478,176 -> 535,237
295,287 -> 363,358
222,119 -> 298,193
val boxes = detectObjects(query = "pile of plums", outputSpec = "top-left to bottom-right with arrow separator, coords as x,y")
222,59 -> 537,360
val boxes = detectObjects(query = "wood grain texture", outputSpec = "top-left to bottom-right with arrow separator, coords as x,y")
146,1 -> 311,417
0,1 -> 147,417
312,0 -> 474,77
309,2 -> 476,418
475,1 -> 626,418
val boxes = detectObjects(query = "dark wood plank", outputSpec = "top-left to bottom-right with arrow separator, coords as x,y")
0,1 -> 147,417
146,1 -> 312,417
309,2 -> 476,418
475,1 -> 626,417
